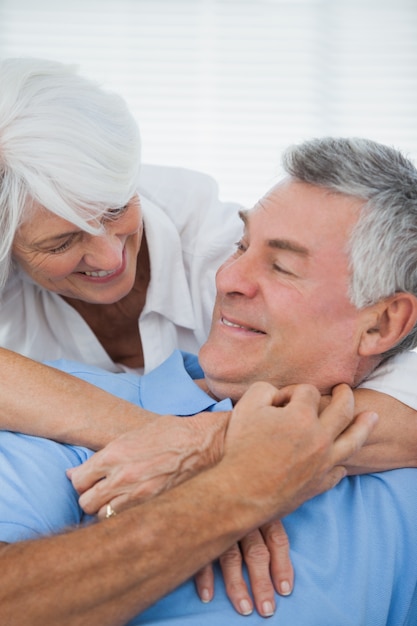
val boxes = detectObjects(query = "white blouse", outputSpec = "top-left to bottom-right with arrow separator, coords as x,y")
0,164 -> 243,373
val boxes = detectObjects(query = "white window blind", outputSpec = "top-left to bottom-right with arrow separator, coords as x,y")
0,0 -> 416,206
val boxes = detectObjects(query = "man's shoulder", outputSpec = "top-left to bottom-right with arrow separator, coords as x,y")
0,431 -> 91,543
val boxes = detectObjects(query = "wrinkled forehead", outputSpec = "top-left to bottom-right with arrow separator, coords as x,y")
245,178 -> 362,238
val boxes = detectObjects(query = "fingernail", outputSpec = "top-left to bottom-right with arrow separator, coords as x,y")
200,588 -> 211,603
279,580 -> 292,595
262,601 -> 275,616
239,599 -> 253,615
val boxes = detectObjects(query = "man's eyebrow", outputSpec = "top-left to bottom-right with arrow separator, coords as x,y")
268,239 -> 309,256
238,209 -> 249,225
238,209 -> 309,256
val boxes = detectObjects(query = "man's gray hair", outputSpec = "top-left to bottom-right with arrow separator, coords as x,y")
0,58 -> 141,288
283,136 -> 417,359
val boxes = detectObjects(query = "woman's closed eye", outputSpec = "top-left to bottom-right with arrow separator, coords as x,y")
49,235 -> 76,254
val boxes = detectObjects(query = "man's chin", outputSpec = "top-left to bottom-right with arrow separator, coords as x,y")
203,374 -> 249,405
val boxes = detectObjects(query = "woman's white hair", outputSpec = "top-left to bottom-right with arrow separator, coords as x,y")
0,57 -> 141,287
283,136 -> 417,359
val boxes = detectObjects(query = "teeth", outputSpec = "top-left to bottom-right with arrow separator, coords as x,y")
222,318 -> 244,329
222,317 -> 263,333
83,270 -> 115,277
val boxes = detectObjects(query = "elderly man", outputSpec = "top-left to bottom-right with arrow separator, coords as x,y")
2,137 -> 417,625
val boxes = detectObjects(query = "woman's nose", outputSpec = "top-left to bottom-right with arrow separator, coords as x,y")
82,233 -> 124,269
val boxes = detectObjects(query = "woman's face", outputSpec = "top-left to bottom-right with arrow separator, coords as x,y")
12,195 -> 143,304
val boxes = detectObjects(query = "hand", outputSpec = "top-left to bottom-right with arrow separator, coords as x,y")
68,412 -> 230,518
195,519 -> 292,617
222,382 -> 378,520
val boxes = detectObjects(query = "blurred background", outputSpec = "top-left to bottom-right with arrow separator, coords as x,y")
0,0 -> 416,205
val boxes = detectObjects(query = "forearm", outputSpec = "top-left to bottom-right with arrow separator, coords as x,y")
0,348 -> 156,449
0,465 -> 266,626
0,382 -> 376,625
347,388 -> 417,474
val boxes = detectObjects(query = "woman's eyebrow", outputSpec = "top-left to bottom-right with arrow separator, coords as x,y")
32,230 -> 78,248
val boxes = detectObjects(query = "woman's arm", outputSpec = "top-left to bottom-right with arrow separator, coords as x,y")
345,350 -> 417,473
345,388 -> 417,474
0,348 -> 229,497
3,347 -> 417,480
0,348 -> 154,448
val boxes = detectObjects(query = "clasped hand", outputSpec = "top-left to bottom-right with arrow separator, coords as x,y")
68,381 -> 377,617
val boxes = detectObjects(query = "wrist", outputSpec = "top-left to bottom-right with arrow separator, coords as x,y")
185,410 -> 231,470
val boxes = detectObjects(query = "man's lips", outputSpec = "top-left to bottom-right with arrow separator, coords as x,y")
221,316 -> 265,334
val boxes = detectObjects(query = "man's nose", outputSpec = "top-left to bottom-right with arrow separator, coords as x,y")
216,253 -> 259,298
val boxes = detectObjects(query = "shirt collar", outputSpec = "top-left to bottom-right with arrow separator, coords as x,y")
138,350 -> 232,415
140,196 -> 195,330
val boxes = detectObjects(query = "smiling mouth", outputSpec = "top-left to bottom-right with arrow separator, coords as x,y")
221,317 -> 265,334
82,269 -> 117,278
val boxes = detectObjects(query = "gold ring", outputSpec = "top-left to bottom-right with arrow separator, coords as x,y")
105,504 -> 117,519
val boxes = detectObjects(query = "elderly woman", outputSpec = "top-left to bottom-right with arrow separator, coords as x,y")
0,58 -> 243,372
1,57 -> 417,617
0,56 -> 246,491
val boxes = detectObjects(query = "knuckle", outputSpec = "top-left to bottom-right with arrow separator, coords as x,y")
267,530 -> 290,551
246,380 -> 273,398
311,432 -> 332,459
245,542 -> 270,563
298,383 -> 321,402
219,546 -> 242,569
78,497 -> 95,515
225,579 -> 247,596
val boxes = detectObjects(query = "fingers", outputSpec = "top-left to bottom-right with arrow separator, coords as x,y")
318,383 -> 356,437
194,563 -> 214,604
220,532 -> 278,618
68,454 -> 105,495
239,530 -> 276,617
329,409 -> 379,468
219,543 -> 254,616
83,468 -> 167,518
317,465 -> 348,492
262,519 -> 293,597
95,488 -> 151,520
77,468 -> 124,515
235,380 -> 321,414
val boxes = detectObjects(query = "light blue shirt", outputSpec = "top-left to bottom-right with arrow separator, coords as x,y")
1,350 -> 416,626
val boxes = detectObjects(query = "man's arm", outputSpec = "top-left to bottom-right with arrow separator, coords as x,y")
0,384 -> 376,626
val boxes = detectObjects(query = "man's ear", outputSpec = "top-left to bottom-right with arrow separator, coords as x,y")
359,293 -> 417,356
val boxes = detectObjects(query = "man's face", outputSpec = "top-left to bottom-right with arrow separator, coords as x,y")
199,178 -> 369,401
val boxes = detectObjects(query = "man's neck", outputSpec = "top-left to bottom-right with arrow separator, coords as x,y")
352,354 -> 384,388
194,378 -> 221,401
